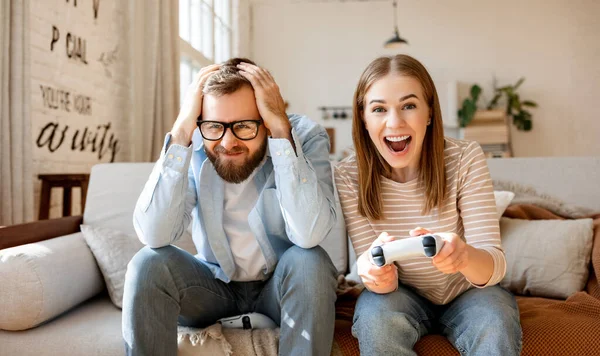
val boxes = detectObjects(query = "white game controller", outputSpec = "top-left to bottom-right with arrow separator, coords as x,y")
218,313 -> 277,330
370,234 -> 445,267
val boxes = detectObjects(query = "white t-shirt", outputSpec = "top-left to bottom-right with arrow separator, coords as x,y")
223,171 -> 267,282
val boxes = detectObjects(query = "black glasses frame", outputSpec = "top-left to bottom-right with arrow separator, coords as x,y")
196,118 -> 263,141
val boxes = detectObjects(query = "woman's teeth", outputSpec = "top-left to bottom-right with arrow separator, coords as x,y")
385,135 -> 410,142
385,135 -> 411,153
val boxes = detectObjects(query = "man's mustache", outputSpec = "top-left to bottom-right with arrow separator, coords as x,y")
213,145 -> 247,155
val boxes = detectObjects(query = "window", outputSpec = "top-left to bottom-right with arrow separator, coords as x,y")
179,0 -> 233,104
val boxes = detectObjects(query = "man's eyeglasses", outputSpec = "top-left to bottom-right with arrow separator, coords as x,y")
196,119 -> 263,141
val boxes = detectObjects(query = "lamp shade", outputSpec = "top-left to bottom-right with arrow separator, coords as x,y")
384,29 -> 408,48
384,0 -> 408,48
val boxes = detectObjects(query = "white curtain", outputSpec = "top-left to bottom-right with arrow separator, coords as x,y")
129,0 -> 180,162
0,0 -> 34,225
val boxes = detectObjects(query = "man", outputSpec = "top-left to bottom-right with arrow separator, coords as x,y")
122,58 -> 340,356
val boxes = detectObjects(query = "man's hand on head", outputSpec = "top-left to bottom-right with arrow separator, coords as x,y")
236,63 -> 293,144
171,64 -> 221,147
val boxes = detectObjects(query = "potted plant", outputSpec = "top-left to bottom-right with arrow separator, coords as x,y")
458,78 -> 538,131
487,77 -> 538,131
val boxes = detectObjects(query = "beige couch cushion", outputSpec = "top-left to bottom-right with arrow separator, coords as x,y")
0,233 -> 105,331
0,296 -> 123,355
500,217 -> 594,299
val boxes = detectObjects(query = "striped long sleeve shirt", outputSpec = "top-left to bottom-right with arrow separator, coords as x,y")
334,138 -> 506,305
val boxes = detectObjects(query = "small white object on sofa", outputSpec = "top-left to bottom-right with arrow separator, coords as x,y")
493,191 -> 515,219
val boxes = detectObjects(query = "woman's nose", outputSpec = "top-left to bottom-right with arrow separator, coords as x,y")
386,109 -> 406,128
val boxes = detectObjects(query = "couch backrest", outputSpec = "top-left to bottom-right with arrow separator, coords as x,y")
84,163 -> 154,236
84,162 -> 348,274
487,156 -> 600,212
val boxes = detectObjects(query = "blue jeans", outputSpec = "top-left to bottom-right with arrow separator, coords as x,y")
352,283 -> 522,356
122,245 -> 338,356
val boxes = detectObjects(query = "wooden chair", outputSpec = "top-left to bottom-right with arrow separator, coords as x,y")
38,174 -> 90,220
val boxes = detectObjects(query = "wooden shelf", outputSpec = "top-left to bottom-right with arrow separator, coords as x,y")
471,109 -> 506,124
463,110 -> 511,157
463,124 -> 509,145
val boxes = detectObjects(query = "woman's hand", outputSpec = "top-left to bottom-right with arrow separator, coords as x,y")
409,227 -> 469,274
357,232 -> 399,294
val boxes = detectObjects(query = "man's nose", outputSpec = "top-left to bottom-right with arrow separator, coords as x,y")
220,128 -> 239,150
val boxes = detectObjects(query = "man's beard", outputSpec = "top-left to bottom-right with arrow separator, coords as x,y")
205,139 -> 268,184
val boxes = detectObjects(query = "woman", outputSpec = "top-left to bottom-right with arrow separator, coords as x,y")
335,55 -> 521,356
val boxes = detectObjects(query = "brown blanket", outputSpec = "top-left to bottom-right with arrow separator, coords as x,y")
333,204 -> 600,356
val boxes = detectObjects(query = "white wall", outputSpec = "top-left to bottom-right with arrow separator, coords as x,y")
250,0 -> 600,158
30,0 -> 130,218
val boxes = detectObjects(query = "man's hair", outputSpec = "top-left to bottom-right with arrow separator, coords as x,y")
203,58 -> 257,96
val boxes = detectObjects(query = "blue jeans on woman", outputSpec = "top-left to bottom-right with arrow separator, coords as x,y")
122,245 -> 338,356
352,283 -> 522,356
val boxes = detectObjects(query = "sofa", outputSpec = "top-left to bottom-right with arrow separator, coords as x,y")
1,156 -> 600,355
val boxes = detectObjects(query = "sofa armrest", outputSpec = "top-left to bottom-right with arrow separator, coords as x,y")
0,215 -> 83,250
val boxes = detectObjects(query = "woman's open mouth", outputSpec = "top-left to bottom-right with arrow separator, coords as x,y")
384,135 -> 411,154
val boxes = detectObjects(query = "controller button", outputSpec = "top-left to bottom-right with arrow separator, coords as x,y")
371,246 -> 384,257
422,235 -> 436,247
424,246 -> 437,257
372,256 -> 387,267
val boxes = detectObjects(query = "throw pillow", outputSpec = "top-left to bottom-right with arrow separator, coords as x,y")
499,217 -> 594,299
80,224 -> 196,308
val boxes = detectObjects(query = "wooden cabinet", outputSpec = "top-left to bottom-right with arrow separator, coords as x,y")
462,109 -> 511,157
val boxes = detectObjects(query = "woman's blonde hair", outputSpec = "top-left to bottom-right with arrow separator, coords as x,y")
352,54 -> 446,220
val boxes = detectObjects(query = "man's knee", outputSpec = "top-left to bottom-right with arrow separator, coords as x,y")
279,245 -> 334,271
126,246 -> 182,287
276,245 -> 337,291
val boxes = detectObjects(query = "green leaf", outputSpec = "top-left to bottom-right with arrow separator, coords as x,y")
459,99 -> 478,127
514,77 -> 525,90
487,93 -> 501,109
513,94 -> 521,111
522,100 -> 538,107
470,85 -> 482,100
523,119 -> 532,131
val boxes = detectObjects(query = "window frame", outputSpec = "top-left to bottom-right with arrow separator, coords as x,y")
179,0 -> 233,80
